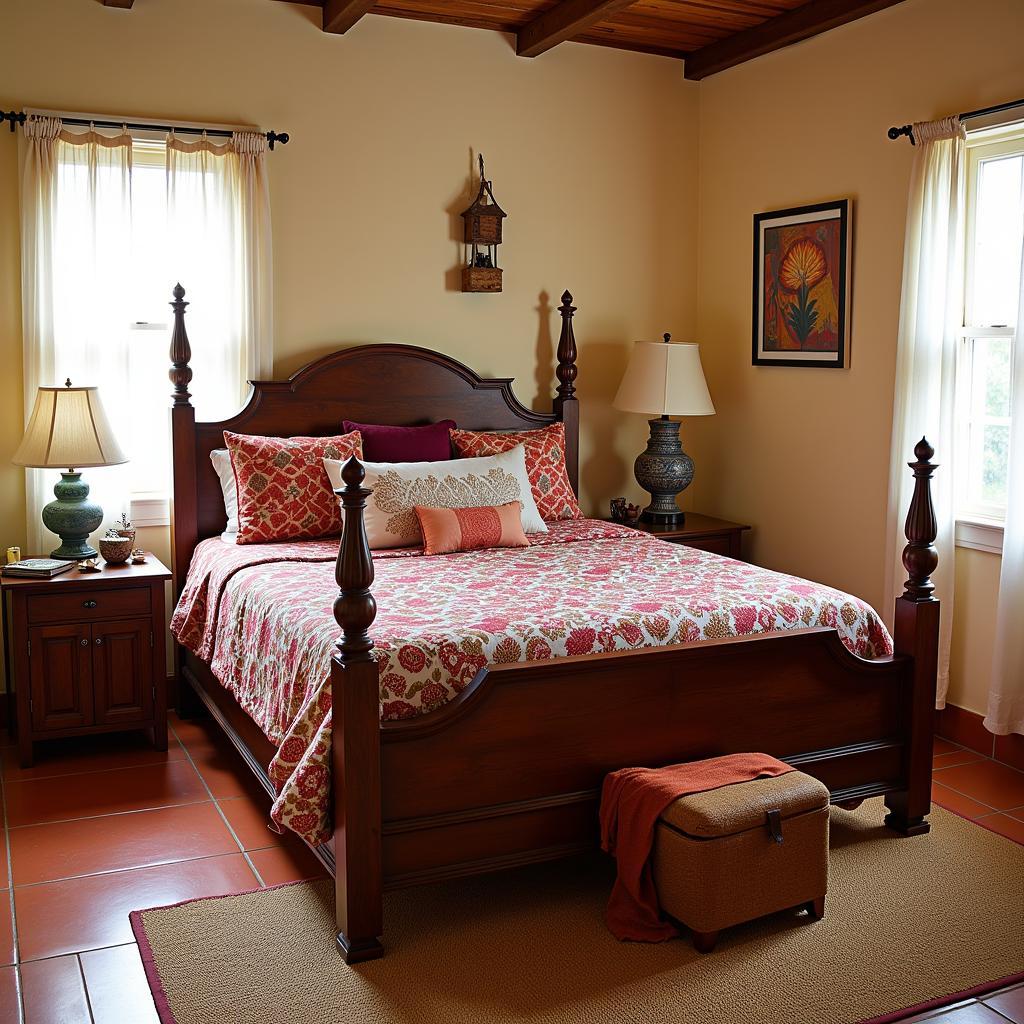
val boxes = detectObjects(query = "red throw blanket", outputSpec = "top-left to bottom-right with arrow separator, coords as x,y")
599,753 -> 795,942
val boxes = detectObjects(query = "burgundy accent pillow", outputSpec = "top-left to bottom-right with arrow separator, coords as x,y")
341,419 -> 456,463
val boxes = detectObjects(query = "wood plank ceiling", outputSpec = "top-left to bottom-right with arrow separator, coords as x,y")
275,0 -> 907,78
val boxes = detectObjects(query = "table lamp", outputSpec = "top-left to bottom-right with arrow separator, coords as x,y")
613,334 -> 715,525
13,380 -> 128,559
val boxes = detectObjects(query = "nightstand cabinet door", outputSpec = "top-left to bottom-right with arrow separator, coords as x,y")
28,623 -> 95,732
91,618 -> 154,726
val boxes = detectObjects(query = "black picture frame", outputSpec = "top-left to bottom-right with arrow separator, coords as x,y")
752,199 -> 850,368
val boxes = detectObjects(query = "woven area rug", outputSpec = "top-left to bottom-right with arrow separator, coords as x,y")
131,801 -> 1024,1024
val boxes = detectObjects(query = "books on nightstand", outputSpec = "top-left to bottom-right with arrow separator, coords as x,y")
2,558 -> 76,579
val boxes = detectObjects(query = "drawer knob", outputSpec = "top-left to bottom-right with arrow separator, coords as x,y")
80,638 -> 89,647
95,637 -> 103,646
82,600 -> 98,609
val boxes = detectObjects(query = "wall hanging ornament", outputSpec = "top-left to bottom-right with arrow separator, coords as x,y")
460,154 -> 506,293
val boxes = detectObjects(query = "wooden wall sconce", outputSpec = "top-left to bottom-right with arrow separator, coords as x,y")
461,155 -> 506,293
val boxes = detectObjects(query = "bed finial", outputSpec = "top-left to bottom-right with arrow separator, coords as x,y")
169,283 -> 193,408
555,290 -> 578,408
334,456 -> 377,662
901,437 -> 938,602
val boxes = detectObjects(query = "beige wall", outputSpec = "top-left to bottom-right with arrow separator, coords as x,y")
688,0 -> 1024,709
0,0 -> 700,687
1,0 -> 1020,713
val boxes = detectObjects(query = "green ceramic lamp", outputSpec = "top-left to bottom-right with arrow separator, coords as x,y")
13,379 -> 127,559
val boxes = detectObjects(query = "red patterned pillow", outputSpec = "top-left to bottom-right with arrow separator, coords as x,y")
225,430 -> 362,544
414,502 -> 529,555
449,423 -> 581,521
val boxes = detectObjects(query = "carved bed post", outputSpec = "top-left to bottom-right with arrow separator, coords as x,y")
885,437 -> 941,836
553,290 -> 580,497
169,284 -> 198,595
331,456 -> 384,962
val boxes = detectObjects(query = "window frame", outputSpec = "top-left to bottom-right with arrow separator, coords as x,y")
955,125 -> 1024,549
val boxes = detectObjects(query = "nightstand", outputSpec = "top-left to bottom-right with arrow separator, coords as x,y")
1,554 -> 172,767
609,513 -> 750,559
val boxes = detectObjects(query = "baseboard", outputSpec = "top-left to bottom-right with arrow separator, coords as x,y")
937,704 -> 1024,772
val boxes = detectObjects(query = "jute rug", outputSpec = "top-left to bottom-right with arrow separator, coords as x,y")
131,802 -> 1024,1024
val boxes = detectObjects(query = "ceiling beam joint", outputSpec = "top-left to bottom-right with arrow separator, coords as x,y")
323,0 -> 377,34
517,0 -> 638,59
683,0 -> 908,80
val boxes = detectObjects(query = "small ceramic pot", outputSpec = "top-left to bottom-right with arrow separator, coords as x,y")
99,534 -> 133,565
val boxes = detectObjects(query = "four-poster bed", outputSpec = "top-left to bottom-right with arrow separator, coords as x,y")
166,284 -> 940,962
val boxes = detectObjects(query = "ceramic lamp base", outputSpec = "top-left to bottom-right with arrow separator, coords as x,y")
633,417 -> 694,526
41,471 -> 102,560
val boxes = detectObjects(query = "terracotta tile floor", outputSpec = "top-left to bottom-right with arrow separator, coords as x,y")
0,719 -> 1021,1022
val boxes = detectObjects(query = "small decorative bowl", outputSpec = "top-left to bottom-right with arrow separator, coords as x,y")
99,534 -> 133,565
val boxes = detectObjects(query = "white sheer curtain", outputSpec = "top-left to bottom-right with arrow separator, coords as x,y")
985,239 -> 1024,735
20,118 -> 134,554
884,116 -> 966,707
166,131 -> 273,417
19,120 -> 274,553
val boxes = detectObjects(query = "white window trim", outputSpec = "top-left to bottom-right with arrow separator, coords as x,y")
131,495 -> 170,528
955,516 -> 1004,554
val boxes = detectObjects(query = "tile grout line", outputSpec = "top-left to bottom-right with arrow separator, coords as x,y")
75,953 -> 97,1023
0,771 -> 25,1023
8,797 -> 215,831
168,719 -> 266,887
9,846 -> 279,893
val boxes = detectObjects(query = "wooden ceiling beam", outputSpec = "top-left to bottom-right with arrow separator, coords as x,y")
517,0 -> 639,58
683,0 -> 907,80
323,0 -> 378,34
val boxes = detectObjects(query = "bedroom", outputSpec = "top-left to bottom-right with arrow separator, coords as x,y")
0,0 -> 1022,1020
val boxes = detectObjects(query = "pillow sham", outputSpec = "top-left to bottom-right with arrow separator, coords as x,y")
210,448 -> 239,534
449,422 -> 582,522
341,419 -> 456,463
415,502 -> 529,556
324,445 -> 547,549
225,430 -> 362,544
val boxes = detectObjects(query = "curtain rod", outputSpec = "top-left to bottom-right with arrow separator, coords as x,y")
887,97 -> 1024,145
0,110 -> 289,150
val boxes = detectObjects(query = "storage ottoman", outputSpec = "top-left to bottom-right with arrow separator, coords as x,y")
651,770 -> 830,952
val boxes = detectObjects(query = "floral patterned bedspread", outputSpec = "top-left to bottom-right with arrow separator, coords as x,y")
170,520 -> 892,845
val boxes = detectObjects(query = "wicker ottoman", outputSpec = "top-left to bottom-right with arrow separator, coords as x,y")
652,771 -> 830,952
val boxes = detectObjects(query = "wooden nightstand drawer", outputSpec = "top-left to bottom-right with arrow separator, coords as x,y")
682,534 -> 735,557
26,586 -> 151,625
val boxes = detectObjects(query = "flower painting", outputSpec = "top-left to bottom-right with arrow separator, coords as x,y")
753,200 -> 850,367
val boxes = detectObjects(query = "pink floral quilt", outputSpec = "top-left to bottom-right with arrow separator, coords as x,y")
170,520 -> 892,844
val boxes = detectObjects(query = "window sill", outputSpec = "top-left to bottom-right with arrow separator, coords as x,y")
130,495 -> 170,529
955,517 -> 1004,555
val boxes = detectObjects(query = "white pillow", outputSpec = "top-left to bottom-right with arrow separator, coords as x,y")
324,445 -> 547,550
210,449 -> 239,534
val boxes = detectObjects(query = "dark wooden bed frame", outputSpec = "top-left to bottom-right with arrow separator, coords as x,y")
167,284 -> 940,963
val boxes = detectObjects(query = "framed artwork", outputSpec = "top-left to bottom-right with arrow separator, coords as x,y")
752,199 -> 850,368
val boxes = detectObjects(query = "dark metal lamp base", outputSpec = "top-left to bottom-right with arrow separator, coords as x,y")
633,418 -> 694,525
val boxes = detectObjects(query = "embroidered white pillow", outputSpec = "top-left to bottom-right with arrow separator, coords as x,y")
210,449 -> 239,534
324,445 -> 547,549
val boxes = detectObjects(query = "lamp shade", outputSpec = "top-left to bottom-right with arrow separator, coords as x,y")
13,383 -> 127,470
613,338 -> 715,417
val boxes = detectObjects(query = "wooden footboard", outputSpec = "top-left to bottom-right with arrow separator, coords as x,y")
329,442 -> 940,961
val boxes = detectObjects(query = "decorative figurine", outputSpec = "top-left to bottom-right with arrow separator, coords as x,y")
77,557 -> 101,573
609,498 -> 642,524
131,549 -> 147,564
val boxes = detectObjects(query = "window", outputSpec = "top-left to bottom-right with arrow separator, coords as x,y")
957,128 -> 1024,529
45,131 -> 263,526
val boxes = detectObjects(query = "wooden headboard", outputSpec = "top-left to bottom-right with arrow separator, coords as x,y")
167,284 -> 580,589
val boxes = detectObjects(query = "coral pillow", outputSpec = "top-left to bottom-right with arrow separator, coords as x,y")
449,423 -> 582,521
414,502 -> 529,555
225,430 -> 362,544
342,419 -> 455,463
